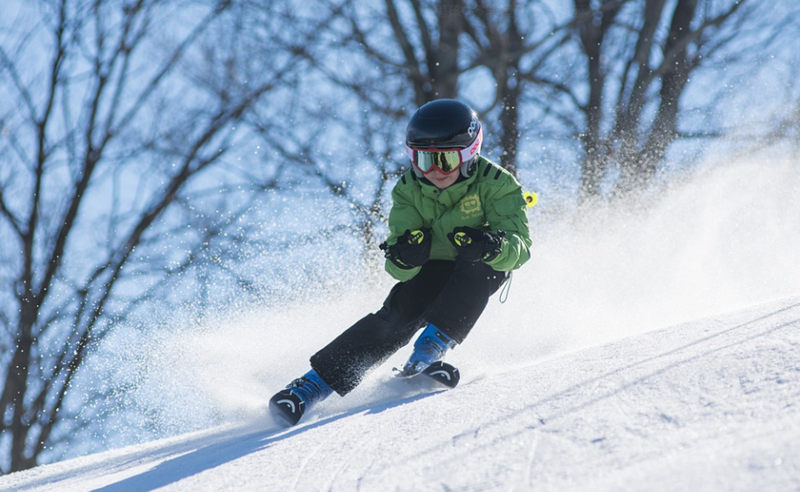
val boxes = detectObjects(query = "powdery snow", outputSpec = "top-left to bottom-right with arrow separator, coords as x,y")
3,158 -> 800,490
2,296 -> 798,491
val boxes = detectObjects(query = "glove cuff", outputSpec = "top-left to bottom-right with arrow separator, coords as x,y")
387,254 -> 417,270
481,230 -> 504,262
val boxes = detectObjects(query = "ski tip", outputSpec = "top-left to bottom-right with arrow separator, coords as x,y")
423,361 -> 460,388
269,391 -> 305,427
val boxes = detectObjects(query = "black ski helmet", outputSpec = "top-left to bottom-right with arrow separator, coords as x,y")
405,99 -> 483,178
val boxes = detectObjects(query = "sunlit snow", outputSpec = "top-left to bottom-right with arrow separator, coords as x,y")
1,158 -> 798,490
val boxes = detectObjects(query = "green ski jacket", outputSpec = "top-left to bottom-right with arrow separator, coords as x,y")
385,156 -> 532,281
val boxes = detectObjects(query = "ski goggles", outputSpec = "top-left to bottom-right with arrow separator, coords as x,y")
406,128 -> 483,175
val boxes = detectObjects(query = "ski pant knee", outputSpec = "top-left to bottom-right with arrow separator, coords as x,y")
425,260 -> 508,342
310,311 -> 423,396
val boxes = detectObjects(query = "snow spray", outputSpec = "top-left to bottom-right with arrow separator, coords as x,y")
118,156 -> 800,437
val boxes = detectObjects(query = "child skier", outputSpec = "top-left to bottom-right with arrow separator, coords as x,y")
269,99 -> 532,426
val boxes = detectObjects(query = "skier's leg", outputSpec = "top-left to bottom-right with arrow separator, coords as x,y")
309,261 -> 455,395
424,261 -> 508,343
397,261 -> 506,376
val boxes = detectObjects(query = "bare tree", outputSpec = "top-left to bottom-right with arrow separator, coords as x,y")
0,0 -> 300,472
290,0 -> 796,214
461,0 -> 576,175
273,0 -> 537,262
242,0 -> 425,261
310,1 -> 567,178
546,0 -> 775,199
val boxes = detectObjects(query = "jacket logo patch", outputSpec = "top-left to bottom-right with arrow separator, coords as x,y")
459,194 -> 482,218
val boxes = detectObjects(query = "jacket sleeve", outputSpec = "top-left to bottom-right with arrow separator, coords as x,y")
384,173 -> 425,281
483,173 -> 532,272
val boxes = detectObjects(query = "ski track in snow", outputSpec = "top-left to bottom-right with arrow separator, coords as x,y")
2,296 -> 799,491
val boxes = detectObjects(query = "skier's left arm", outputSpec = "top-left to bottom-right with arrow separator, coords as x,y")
483,178 -> 532,272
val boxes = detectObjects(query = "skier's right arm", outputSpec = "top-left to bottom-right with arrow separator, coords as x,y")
383,175 -> 426,281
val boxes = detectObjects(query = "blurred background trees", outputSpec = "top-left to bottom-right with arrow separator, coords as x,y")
1,0 -> 797,472
0,0 -> 317,472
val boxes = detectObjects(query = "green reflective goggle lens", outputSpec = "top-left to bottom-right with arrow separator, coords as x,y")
415,150 -> 461,173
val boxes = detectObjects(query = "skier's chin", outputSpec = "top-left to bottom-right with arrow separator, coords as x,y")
428,173 -> 457,189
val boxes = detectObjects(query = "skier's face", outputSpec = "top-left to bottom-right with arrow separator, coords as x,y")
427,168 -> 459,189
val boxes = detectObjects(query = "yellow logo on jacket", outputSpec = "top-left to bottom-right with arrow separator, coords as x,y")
459,194 -> 482,218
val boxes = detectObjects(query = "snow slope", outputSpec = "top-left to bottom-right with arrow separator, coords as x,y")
2,159 -> 799,490
2,296 -> 799,491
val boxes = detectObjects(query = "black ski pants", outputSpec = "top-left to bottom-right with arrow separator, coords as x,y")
310,260 -> 508,395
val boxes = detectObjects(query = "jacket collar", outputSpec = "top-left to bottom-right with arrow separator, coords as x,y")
418,163 -> 479,207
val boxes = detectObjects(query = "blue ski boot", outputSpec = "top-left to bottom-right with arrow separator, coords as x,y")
396,323 -> 457,378
269,368 -> 333,426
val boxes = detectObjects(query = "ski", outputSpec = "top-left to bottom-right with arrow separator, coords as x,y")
270,361 -> 461,427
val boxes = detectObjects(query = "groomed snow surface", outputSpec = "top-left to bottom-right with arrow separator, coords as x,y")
2,159 -> 800,490
2,297 -> 799,491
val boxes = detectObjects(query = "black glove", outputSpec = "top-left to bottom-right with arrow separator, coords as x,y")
380,228 -> 432,270
447,226 -> 504,263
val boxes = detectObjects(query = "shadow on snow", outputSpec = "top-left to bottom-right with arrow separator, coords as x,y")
91,389 -> 444,492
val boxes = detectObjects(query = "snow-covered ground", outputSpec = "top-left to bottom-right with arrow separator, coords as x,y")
2,159 -> 799,490
1,296 -> 799,491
